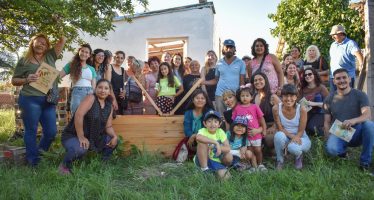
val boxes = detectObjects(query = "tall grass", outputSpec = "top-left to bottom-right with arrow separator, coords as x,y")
0,109 -> 15,142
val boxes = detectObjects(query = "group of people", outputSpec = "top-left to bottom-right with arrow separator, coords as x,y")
11,24 -> 374,177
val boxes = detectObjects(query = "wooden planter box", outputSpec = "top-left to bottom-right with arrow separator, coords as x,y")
112,115 -> 184,157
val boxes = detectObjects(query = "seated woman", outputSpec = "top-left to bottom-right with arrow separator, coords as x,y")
250,72 -> 280,151
273,84 -> 311,170
299,68 -> 329,136
184,89 -> 214,151
59,79 -> 118,174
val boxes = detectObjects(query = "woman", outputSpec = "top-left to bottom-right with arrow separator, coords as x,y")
11,33 -> 66,166
201,50 -> 218,105
144,56 -> 160,114
303,45 -> 329,85
184,56 -> 192,75
281,54 -> 293,74
108,51 -> 127,115
60,44 -> 96,115
284,62 -> 300,87
125,58 -> 145,115
183,60 -> 201,95
184,89 -> 214,150
161,52 -> 172,65
250,72 -> 280,150
59,79 -> 118,174
273,84 -> 311,170
299,68 -> 329,136
249,38 -> 284,94
290,46 -> 304,69
92,49 -> 108,81
171,53 -> 185,83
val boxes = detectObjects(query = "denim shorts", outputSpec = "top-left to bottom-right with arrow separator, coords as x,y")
194,155 -> 227,171
70,86 -> 93,114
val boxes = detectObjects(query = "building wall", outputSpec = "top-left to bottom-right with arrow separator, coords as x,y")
57,6 -> 216,86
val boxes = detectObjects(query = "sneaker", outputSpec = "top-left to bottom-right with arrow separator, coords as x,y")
295,155 -> 303,170
248,167 -> 257,173
58,164 -> 71,175
258,164 -> 268,172
276,161 -> 284,171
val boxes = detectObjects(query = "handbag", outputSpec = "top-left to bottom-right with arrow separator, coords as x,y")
319,57 -> 329,83
46,83 -> 59,105
127,78 -> 142,103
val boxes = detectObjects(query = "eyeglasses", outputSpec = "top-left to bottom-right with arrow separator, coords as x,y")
304,73 -> 313,77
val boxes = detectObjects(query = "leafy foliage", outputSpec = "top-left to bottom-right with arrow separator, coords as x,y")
0,51 -> 17,81
0,0 -> 148,52
269,0 -> 364,57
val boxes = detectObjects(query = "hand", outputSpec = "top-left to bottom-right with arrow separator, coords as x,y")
342,119 -> 355,130
112,99 -> 118,111
248,129 -> 255,137
187,135 -> 196,148
239,148 -> 246,158
215,144 -> 222,157
291,135 -> 302,145
78,137 -> 90,149
27,74 -> 39,83
106,136 -> 118,148
118,91 -> 125,98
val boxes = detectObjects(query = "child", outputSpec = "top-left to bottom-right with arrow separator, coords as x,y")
155,62 -> 184,114
195,111 -> 233,179
273,84 -> 311,170
232,85 -> 267,171
227,116 -> 258,172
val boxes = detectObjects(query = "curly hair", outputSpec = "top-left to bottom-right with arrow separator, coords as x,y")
300,68 -> 322,89
70,44 -> 92,83
251,38 -> 269,58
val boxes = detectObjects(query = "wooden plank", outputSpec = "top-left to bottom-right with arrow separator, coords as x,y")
170,78 -> 202,115
131,76 -> 163,115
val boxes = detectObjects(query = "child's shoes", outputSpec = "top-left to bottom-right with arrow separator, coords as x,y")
295,155 -> 303,170
258,164 -> 268,172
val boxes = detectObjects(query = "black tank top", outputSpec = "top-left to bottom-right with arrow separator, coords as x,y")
111,65 -> 125,96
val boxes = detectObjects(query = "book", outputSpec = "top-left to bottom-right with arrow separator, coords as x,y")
298,97 -> 312,112
329,119 -> 355,142
29,62 -> 59,94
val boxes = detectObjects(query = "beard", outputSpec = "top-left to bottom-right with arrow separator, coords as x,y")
224,51 -> 234,59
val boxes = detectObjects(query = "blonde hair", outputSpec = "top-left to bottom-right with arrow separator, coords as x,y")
204,50 -> 217,75
304,45 -> 321,63
222,90 -> 235,100
24,33 -> 51,64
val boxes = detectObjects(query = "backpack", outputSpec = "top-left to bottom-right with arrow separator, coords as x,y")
172,137 -> 195,162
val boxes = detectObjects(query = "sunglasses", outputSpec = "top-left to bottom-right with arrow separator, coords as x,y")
304,73 -> 313,77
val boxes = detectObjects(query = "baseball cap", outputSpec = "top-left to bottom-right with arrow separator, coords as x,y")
203,110 -> 222,122
232,116 -> 248,127
330,25 -> 346,35
223,39 -> 235,47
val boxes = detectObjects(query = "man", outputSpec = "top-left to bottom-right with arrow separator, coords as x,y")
202,39 -> 246,115
324,68 -> 374,171
329,24 -> 363,92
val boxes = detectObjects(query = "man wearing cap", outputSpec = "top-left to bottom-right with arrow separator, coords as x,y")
202,39 -> 246,116
329,24 -> 363,92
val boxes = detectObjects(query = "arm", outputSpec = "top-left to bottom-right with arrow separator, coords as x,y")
91,78 -> 96,91
271,54 -> 284,88
324,114 -> 332,140
104,64 -> 112,81
105,108 -> 118,148
239,74 -> 245,86
259,117 -> 267,136
354,50 -> 363,69
11,77 -> 34,86
342,106 -> 371,129
203,76 -> 218,86
292,106 -> 307,144
74,95 -> 95,149
220,139 -> 231,154
200,67 -> 208,92
175,85 -> 184,97
54,36 -> 67,56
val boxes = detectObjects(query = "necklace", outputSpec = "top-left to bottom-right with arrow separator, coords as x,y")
33,54 -> 42,65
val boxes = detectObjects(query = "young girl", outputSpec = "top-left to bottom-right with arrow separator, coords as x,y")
227,116 -> 258,172
155,62 -> 184,114
232,85 -> 267,171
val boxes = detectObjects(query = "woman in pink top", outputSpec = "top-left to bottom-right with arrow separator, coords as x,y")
144,56 -> 160,114
249,38 -> 284,94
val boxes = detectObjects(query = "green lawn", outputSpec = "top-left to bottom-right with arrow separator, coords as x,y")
1,109 -> 373,200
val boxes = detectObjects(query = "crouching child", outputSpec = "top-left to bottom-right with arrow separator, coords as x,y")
195,111 -> 233,179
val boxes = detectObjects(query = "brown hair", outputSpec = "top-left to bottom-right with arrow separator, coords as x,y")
70,44 -> 92,83
24,33 -> 51,64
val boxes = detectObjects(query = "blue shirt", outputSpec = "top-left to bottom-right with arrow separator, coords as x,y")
226,131 -> 248,150
329,37 -> 360,78
215,57 -> 246,96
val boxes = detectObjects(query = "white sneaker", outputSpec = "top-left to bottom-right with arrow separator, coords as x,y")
248,167 -> 257,173
258,164 -> 268,172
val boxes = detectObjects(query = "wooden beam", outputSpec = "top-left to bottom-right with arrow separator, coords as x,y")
131,76 -> 163,115
170,78 -> 203,115
364,0 -> 374,119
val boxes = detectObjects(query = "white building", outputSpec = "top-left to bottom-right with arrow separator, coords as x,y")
57,1 -> 219,86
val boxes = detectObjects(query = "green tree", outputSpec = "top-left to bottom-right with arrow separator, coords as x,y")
0,51 -> 16,81
0,0 -> 147,52
269,0 -> 364,58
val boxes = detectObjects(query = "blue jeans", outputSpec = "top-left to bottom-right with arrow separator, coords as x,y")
70,87 -> 93,115
274,131 -> 311,163
18,95 -> 57,165
329,77 -> 355,93
62,135 -> 118,168
326,121 -> 374,166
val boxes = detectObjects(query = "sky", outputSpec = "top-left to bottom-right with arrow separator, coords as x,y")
134,0 -> 282,58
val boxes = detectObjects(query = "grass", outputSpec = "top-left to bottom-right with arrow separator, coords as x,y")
1,109 -> 374,199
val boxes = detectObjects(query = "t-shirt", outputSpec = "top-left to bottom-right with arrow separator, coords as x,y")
232,104 -> 264,141
303,56 -> 328,72
197,128 -> 227,163
156,76 -> 181,97
215,57 -> 246,96
226,131 -> 248,150
329,37 -> 360,78
13,49 -> 58,96
63,63 -> 96,87
323,89 -> 369,122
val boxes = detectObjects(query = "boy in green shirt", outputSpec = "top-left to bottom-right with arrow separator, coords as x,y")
195,111 -> 233,179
